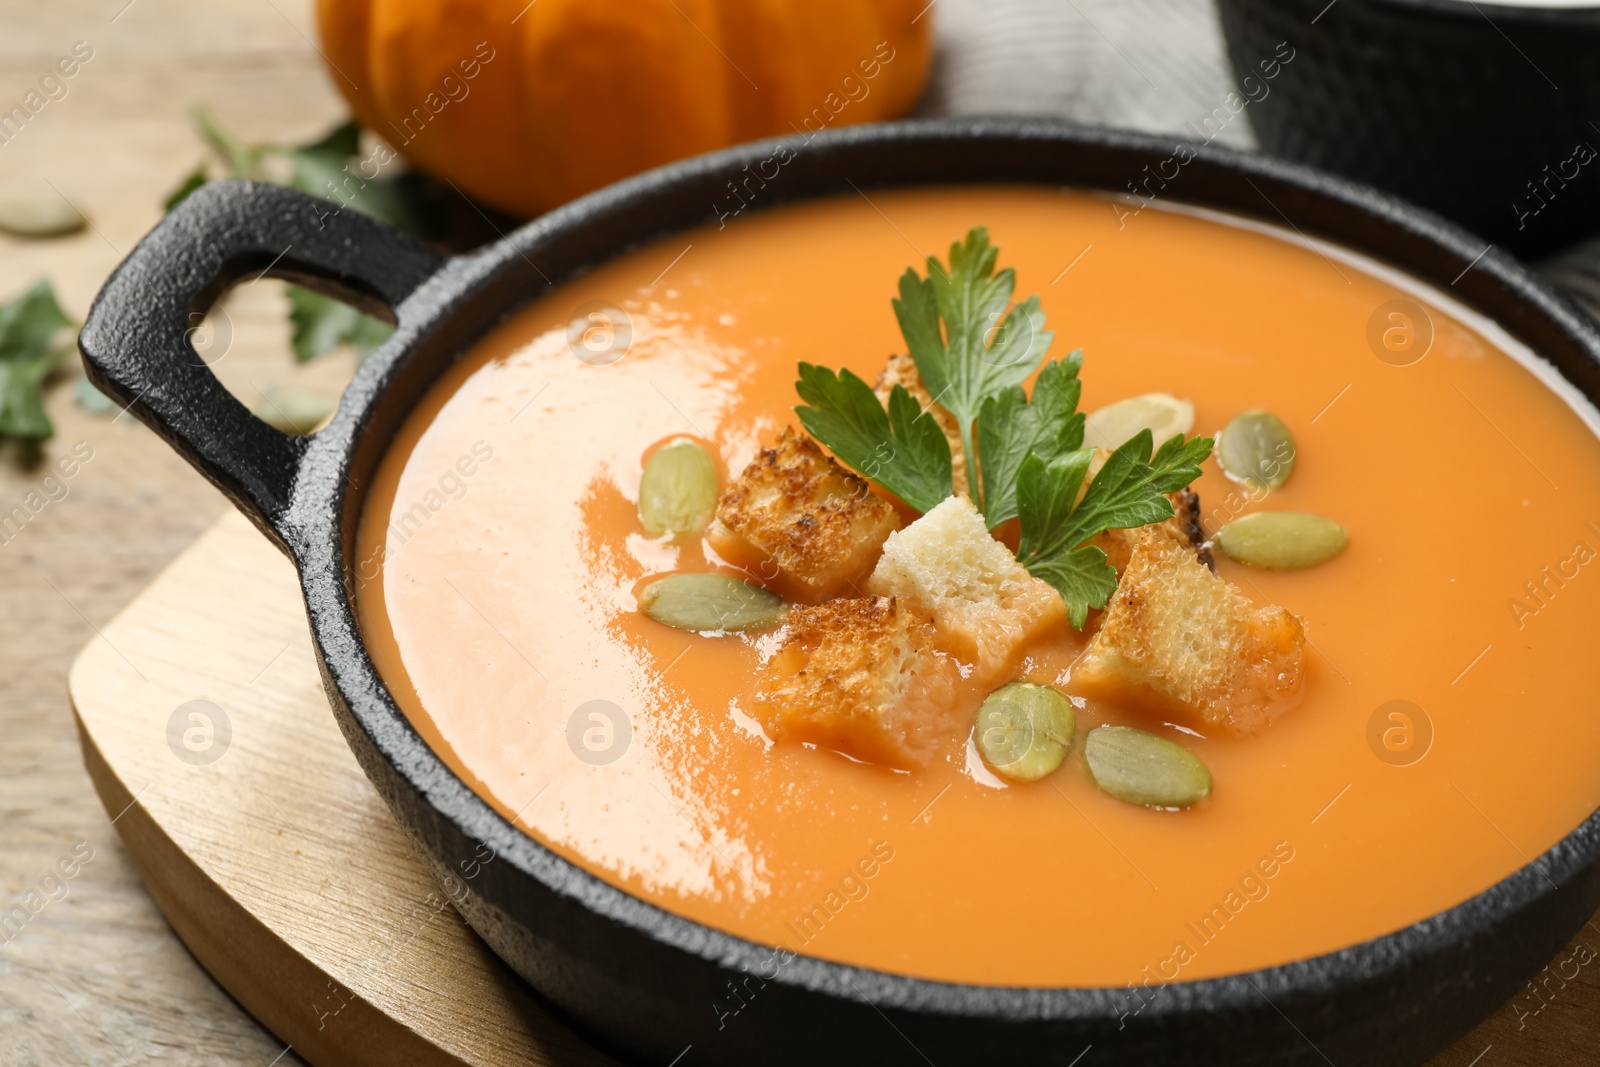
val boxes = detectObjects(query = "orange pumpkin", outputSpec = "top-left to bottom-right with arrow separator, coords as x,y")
314,0 -> 933,219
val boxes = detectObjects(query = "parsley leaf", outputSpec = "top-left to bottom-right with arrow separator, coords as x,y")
1017,429 -> 1214,628
893,226 -> 1053,501
794,363 -> 952,514
0,280 -> 76,439
73,373 -> 116,416
195,105 -> 260,178
167,108 -> 431,361
277,120 -> 432,236
286,286 -> 394,362
163,166 -> 208,212
975,352 -> 1085,529
792,224 -> 1210,616
0,356 -> 59,440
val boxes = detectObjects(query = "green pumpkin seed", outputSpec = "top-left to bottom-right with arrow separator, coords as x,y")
1084,726 -> 1212,808
1084,393 -> 1194,455
1214,512 -> 1348,570
975,682 -> 1076,783
1218,410 -> 1296,490
638,573 -> 785,632
639,437 -> 719,536
0,196 -> 86,238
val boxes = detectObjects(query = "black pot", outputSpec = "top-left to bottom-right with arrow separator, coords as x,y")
1216,0 -> 1600,259
79,119 -> 1600,1066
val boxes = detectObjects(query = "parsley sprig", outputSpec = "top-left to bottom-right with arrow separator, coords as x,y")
166,109 -> 437,362
1016,430 -> 1213,628
794,226 -> 1214,627
892,227 -> 1053,500
975,354 -> 1085,528
0,280 -> 77,440
794,364 -> 952,515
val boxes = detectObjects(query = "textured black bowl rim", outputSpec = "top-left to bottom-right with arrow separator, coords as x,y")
1360,0 -> 1600,22
118,117 -> 1600,1026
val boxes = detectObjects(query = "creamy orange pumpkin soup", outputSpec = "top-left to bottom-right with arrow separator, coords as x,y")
355,187 -> 1600,988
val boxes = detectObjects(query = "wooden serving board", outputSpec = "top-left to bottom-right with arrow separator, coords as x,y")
68,511 -> 619,1067
67,512 -> 1600,1066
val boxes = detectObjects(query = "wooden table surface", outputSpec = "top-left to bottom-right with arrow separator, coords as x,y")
0,2 -> 1594,1065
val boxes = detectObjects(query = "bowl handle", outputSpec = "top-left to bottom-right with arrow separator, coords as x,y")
78,179 -> 445,552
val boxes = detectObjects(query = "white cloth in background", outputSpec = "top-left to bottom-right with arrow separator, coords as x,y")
918,0 -> 1256,150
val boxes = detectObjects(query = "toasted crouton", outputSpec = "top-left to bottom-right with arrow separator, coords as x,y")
865,496 -> 1065,685
1092,487 -> 1212,573
1073,529 -> 1305,735
752,596 -> 960,769
707,427 -> 900,603
873,351 -> 968,499
1076,449 -> 1210,573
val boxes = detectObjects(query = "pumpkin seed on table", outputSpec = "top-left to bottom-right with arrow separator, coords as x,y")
975,682 -> 1076,783
1217,410 -> 1296,490
1214,512 -> 1348,570
638,573 -> 785,632
0,196 -> 86,238
1084,393 -> 1194,455
1084,726 -> 1211,809
638,437 -> 719,536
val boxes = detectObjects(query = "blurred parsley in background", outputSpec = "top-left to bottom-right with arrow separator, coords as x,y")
165,108 -> 452,362
0,280 -> 77,439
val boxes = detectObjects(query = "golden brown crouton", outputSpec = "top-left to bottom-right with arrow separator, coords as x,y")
751,596 -> 960,769
1077,449 -> 1210,573
866,496 -> 1065,685
1074,529 -> 1305,735
707,427 -> 900,604
1092,487 -> 1212,573
873,351 -> 968,499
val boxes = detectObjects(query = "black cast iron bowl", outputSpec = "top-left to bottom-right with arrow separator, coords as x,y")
1216,0 -> 1600,259
79,118 -> 1600,1066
